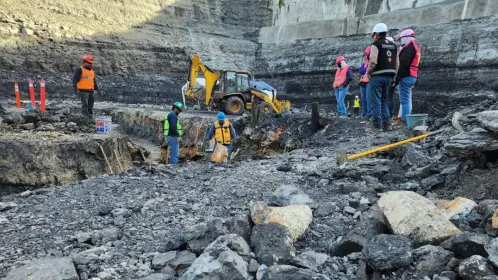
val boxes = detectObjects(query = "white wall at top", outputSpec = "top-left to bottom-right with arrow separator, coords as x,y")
271,0 -> 455,26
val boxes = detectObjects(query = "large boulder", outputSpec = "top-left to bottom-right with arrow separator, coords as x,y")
179,234 -> 250,280
477,111 -> 498,133
270,185 -> 314,207
378,191 -> 462,245
412,245 -> 454,278
5,257 -> 79,280
334,205 -> 389,256
445,128 -> 498,158
441,233 -> 491,258
459,255 -> 496,280
363,234 -> 413,271
263,265 -> 331,280
251,223 -> 296,266
250,201 -> 312,240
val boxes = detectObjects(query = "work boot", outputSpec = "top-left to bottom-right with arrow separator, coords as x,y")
366,126 -> 383,135
392,117 -> 404,127
383,123 -> 393,131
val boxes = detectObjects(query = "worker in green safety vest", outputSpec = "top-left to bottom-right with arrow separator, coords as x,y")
353,95 -> 360,116
164,102 -> 184,164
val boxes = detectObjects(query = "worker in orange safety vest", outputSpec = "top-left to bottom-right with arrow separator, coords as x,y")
73,54 -> 100,116
333,56 -> 353,118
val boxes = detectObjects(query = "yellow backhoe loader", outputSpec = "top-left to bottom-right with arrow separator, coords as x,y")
182,55 -> 290,115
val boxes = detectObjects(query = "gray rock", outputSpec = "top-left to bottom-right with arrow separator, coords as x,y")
179,234 -> 250,280
401,144 -> 432,167
477,200 -> 498,216
412,245 -> 454,278
270,185 -> 314,207
343,205 -> 356,215
226,213 -> 253,242
335,205 -> 388,256
72,249 -> 100,265
483,276 -> 498,280
139,273 -> 175,280
152,251 -> 177,270
5,257 -> 79,280
185,218 -> 230,255
442,233 -> 491,258
20,122 -> 35,130
439,271 -> 457,279
477,111 -> 498,132
249,259 -> 260,273
169,250 -> 197,271
421,174 -> 445,190
313,202 -> 336,217
485,237 -> 498,268
251,223 -> 296,266
263,265 -> 331,280
445,128 -> 498,157
440,165 -> 460,176
111,207 -> 132,217
459,255 -> 495,280
0,201 -> 18,212
256,264 -> 268,280
363,234 -> 413,271
290,251 -> 328,272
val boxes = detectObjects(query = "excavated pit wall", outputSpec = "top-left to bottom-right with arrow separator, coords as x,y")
0,134 -> 134,187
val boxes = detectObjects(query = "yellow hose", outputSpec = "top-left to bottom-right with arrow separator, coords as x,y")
347,133 -> 429,161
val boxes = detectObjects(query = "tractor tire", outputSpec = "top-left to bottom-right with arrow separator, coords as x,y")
224,96 -> 245,115
258,102 -> 274,114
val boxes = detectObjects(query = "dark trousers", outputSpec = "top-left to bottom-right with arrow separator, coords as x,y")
80,90 -> 95,116
353,107 -> 360,116
369,76 -> 392,129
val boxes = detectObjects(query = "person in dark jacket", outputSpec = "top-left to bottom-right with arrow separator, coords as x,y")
393,29 -> 421,126
362,23 -> 398,132
73,54 -> 99,116
333,56 -> 353,118
163,102 -> 184,164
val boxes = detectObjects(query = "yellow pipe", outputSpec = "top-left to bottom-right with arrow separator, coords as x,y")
347,133 -> 429,161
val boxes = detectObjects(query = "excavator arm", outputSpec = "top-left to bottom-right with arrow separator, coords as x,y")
184,55 -> 220,107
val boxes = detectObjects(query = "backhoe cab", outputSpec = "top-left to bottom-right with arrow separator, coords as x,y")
183,55 -> 290,115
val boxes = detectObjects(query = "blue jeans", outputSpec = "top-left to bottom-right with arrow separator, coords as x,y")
387,85 -> 395,117
213,143 -> 232,160
360,85 -> 372,117
334,87 -> 348,116
398,76 -> 417,122
369,76 -> 392,129
167,137 -> 179,164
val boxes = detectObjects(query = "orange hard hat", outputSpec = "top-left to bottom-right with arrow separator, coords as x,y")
81,54 -> 94,64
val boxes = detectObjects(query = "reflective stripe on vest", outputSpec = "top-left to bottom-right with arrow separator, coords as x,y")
354,99 -> 360,108
214,120 -> 231,145
333,65 -> 350,88
77,67 -> 95,90
401,40 -> 421,78
164,112 -> 183,136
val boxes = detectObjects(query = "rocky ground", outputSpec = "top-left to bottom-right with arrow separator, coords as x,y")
1,99 -> 498,279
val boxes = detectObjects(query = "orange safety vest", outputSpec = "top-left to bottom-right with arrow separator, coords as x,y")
401,40 -> 421,78
214,120 -> 232,145
333,65 -> 350,88
77,67 -> 95,90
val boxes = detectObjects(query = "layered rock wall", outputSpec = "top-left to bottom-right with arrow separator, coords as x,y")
0,0 -> 271,103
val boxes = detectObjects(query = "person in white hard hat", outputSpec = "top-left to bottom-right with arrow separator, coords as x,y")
393,29 -> 422,126
361,23 -> 398,133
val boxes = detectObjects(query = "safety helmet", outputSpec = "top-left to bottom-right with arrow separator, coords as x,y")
386,36 -> 395,42
173,101 -> 184,111
397,29 -> 415,42
372,23 -> 388,34
217,112 -> 226,121
364,46 -> 371,57
81,54 -> 94,64
335,56 -> 346,64
355,95 -> 359,98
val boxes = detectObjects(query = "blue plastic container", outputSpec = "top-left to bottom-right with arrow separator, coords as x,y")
406,114 -> 429,129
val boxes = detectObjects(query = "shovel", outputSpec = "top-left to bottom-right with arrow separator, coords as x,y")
336,128 -> 447,165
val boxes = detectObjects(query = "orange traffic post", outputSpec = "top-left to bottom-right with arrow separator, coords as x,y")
40,79 -> 46,112
29,80 -> 36,109
14,81 -> 21,108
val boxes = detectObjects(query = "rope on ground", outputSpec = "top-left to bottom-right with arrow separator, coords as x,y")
114,149 -> 124,172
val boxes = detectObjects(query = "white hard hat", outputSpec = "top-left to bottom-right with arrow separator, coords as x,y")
355,95 -> 359,98
372,23 -> 388,33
